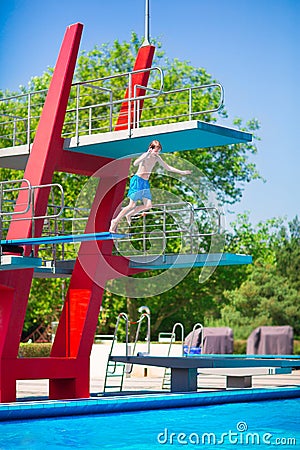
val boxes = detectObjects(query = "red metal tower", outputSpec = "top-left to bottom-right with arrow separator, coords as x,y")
0,23 -> 154,402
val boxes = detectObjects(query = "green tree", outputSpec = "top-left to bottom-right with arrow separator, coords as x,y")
207,216 -> 300,339
214,261 -> 300,339
276,216 -> 300,291
22,278 -> 68,340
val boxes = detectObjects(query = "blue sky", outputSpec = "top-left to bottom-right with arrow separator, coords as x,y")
0,0 -> 299,229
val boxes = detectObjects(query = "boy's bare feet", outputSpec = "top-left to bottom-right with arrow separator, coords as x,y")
125,214 -> 131,226
109,219 -> 118,233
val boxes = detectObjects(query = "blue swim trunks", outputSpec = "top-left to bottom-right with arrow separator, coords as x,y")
127,175 -> 152,202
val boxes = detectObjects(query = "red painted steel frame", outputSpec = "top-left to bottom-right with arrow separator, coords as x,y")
0,23 -> 155,402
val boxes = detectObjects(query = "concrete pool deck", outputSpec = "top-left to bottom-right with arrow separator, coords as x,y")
15,343 -> 300,401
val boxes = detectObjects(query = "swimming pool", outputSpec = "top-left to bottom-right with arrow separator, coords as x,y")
0,389 -> 299,449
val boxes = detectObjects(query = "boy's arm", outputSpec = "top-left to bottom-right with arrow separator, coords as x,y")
133,151 -> 150,166
157,155 -> 191,175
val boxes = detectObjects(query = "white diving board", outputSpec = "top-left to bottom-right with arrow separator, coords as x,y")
64,120 -> 252,159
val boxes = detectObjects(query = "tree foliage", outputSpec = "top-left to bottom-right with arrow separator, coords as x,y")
208,215 -> 300,339
276,216 -> 300,291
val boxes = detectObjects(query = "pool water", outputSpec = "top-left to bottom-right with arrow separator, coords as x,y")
0,398 -> 299,449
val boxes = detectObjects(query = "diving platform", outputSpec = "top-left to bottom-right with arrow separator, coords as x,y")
0,120 -> 252,170
128,252 -> 252,270
0,255 -> 42,270
19,252 -> 251,277
109,354 -> 300,392
0,232 -> 127,272
64,120 -> 252,159
0,232 -> 127,247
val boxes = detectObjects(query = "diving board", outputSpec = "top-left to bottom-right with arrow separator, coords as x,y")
110,354 -> 300,392
64,120 -> 252,159
129,252 -> 252,270
0,255 -> 43,270
31,252 -> 251,278
0,120 -> 252,170
0,232 -> 128,247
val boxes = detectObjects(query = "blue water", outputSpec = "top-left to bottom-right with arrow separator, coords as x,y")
0,398 -> 299,449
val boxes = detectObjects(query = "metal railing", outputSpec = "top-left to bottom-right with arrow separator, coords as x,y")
0,178 -> 64,244
185,323 -> 204,354
0,66 -> 224,150
115,202 -> 222,257
0,89 -> 47,149
166,322 -> 185,357
106,311 -> 150,374
133,83 -> 224,129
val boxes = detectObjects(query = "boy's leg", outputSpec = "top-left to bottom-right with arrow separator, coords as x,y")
109,199 -> 137,232
126,198 -> 152,224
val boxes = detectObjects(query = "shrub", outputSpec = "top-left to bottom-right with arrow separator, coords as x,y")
233,340 -> 247,354
294,340 -> 300,355
18,343 -> 52,357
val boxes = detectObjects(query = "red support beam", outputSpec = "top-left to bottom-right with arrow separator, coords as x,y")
115,45 -> 155,130
0,23 -> 83,403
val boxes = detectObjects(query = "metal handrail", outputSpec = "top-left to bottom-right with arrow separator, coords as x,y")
0,181 -> 222,264
0,89 -> 47,150
131,312 -> 151,356
131,82 -> 224,130
0,179 -> 32,217
108,312 -> 129,360
115,203 -> 222,257
70,66 -> 164,140
158,83 -> 224,117
107,311 -> 151,375
187,323 -> 204,354
167,322 -> 185,357
0,180 -> 65,245
30,183 -> 65,220
126,312 -> 151,374
3,183 -> 65,223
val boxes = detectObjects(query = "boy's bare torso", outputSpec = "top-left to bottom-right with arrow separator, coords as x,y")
135,153 -> 158,180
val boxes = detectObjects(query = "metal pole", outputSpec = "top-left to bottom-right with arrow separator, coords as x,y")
27,93 -> 31,151
142,0 -> 151,46
76,84 -> 80,145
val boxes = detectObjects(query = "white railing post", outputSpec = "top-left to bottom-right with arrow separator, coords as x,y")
27,92 -> 31,150
75,84 -> 80,145
128,72 -> 132,137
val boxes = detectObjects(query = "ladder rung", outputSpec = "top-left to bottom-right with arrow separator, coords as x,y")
106,374 -> 124,377
105,385 -> 123,389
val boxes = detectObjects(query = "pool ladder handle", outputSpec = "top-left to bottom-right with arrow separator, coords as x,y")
162,322 -> 203,390
103,311 -> 151,392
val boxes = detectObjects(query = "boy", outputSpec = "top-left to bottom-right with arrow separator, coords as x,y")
109,140 -> 191,232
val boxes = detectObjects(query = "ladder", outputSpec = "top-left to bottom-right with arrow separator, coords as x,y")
103,311 -> 151,392
103,360 -> 126,393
